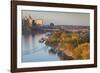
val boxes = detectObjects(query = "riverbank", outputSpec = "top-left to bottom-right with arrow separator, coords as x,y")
45,31 -> 90,60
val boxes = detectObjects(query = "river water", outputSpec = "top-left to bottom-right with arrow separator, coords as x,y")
22,32 -> 72,62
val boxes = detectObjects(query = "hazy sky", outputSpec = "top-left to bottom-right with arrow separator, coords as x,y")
22,10 -> 90,26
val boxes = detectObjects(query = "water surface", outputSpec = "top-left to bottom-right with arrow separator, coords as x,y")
22,32 -> 72,62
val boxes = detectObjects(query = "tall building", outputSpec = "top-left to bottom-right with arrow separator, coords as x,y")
27,16 -> 33,28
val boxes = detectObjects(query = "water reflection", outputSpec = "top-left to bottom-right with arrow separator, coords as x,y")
22,32 -> 73,62
29,34 -> 32,50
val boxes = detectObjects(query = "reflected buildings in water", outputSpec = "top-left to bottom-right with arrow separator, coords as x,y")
28,34 -> 32,50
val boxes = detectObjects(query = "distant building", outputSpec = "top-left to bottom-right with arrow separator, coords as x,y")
35,19 -> 43,26
27,16 -> 33,28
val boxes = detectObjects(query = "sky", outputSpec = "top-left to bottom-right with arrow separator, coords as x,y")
22,10 -> 90,26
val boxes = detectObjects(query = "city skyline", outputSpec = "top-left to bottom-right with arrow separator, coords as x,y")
22,10 -> 90,26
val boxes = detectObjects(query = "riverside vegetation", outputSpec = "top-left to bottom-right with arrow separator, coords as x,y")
45,31 -> 90,60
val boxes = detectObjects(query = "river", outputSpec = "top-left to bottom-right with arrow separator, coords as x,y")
22,32 -> 72,62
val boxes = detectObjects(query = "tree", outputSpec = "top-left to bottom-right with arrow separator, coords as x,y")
50,23 -> 54,27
